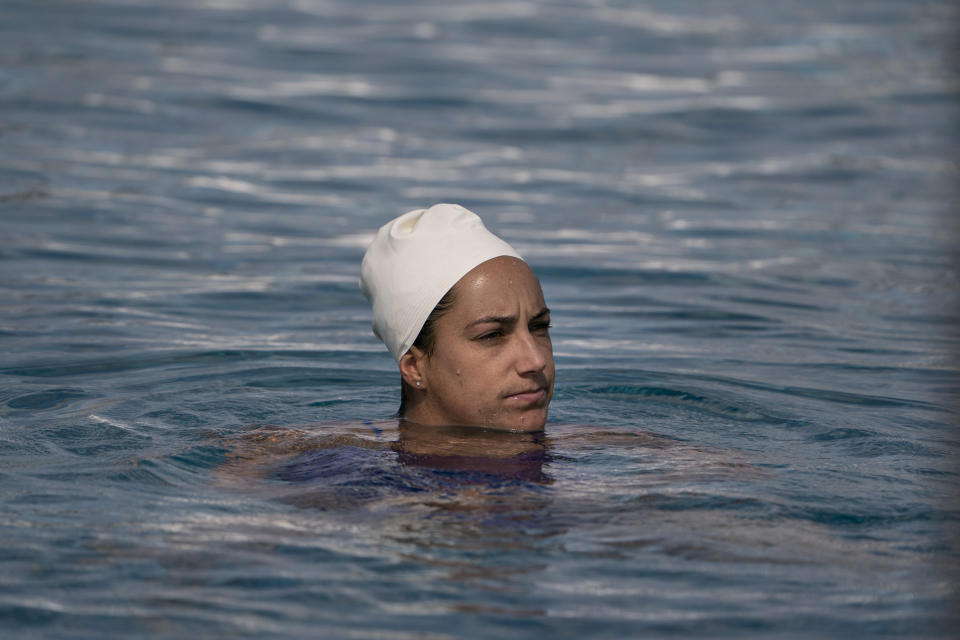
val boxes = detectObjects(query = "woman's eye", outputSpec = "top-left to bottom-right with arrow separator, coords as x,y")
531,321 -> 552,334
477,330 -> 503,341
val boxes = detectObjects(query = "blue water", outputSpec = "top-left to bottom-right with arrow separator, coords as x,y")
1,0 -> 958,637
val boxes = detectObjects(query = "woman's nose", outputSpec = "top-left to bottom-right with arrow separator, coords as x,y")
514,329 -> 549,375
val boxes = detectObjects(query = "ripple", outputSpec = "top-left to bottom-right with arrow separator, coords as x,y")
6,388 -> 91,410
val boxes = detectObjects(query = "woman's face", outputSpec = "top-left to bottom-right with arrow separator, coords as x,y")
411,256 -> 555,431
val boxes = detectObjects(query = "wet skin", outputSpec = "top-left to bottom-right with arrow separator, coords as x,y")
399,256 -> 555,431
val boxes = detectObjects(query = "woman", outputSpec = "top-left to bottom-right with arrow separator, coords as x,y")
217,209 -> 729,496
360,203 -> 555,432
216,204 -> 556,497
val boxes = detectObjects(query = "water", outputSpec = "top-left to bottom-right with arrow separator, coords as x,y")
1,0 -> 958,637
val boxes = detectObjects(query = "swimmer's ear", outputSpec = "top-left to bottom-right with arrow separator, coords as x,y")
398,346 -> 427,390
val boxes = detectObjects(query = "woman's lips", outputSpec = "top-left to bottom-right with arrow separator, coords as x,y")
507,388 -> 546,405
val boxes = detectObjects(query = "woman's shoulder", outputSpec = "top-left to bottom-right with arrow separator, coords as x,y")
213,420 -> 398,482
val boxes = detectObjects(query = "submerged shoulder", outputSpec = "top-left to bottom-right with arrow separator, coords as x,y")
546,423 -> 764,477
214,420 -> 397,482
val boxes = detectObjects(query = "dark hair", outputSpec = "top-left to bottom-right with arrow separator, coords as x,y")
397,287 -> 457,417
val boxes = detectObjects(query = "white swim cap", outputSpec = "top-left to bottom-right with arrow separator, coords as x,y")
359,203 -> 522,362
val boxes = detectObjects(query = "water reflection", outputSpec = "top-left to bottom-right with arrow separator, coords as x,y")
215,420 -> 560,597
197,420 -> 940,629
393,422 -> 550,482
217,420 -> 553,502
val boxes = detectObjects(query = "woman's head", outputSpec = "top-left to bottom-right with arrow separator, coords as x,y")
360,204 -> 554,431
399,255 -> 554,430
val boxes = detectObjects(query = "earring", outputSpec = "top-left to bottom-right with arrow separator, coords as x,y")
415,380 -> 422,388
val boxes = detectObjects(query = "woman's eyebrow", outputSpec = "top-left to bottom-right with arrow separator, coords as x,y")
468,315 -> 513,328
469,307 -> 550,328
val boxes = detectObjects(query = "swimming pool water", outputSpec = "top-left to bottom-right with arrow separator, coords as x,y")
1,0 -> 958,637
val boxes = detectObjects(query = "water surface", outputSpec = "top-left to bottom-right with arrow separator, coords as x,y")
1,0 -> 958,637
